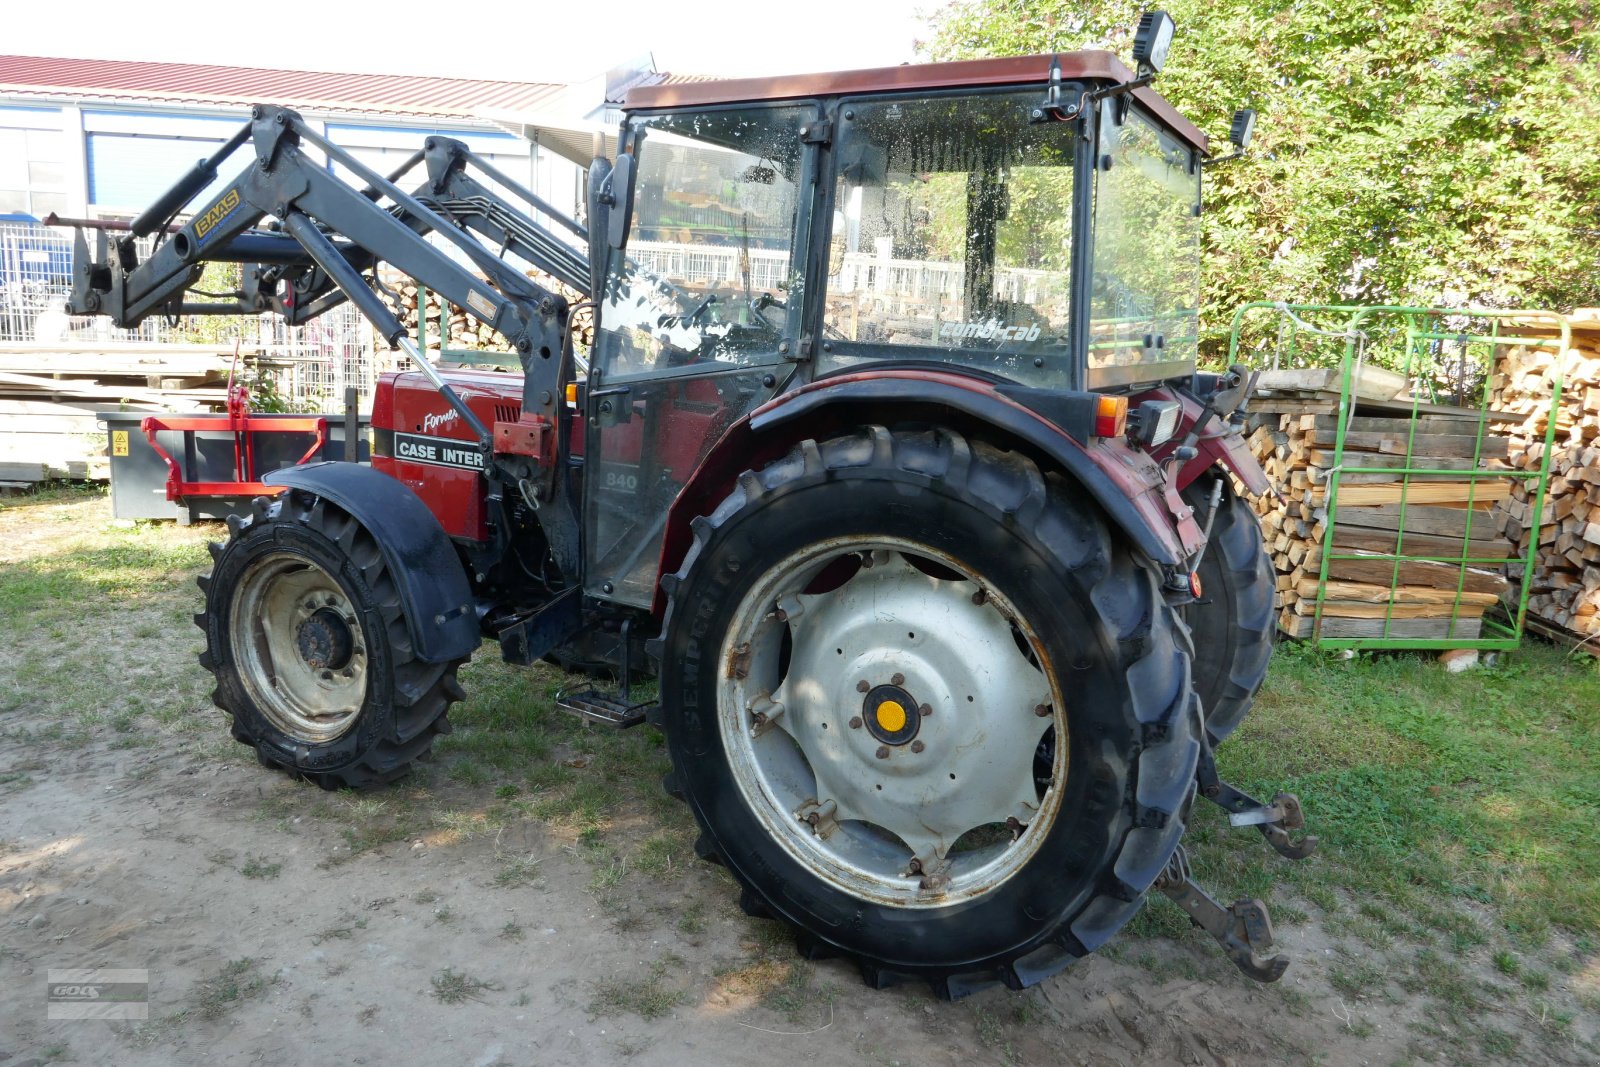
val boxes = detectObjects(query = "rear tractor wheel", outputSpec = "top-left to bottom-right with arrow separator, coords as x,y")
659,428 -> 1201,997
1182,473 -> 1274,745
196,490 -> 469,790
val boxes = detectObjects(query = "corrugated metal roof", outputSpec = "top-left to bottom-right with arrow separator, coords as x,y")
0,54 -> 566,119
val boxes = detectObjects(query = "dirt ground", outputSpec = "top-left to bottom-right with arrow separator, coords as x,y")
1,493 -> 1596,1066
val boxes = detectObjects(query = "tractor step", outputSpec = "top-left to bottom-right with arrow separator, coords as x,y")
555,688 -> 655,729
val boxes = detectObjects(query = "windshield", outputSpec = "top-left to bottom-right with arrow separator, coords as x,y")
596,106 -> 811,381
1088,100 -> 1201,389
816,90 -> 1076,384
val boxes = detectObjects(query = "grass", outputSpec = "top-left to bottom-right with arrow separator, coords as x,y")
1201,642 -> 1600,942
430,967 -> 496,1004
192,958 -> 272,1020
588,957 -> 685,1020
239,855 -> 282,879
6,492 -> 1598,1057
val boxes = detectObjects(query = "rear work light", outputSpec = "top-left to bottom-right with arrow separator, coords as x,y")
1129,398 -> 1184,448
1094,395 -> 1128,439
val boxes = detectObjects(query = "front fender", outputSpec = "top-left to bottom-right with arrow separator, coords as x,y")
656,371 -> 1199,615
264,461 -> 479,664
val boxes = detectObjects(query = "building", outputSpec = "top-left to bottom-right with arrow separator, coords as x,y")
0,54 -> 588,225
0,55 -> 667,423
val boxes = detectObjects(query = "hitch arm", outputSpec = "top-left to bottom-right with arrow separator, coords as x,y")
1196,735 -> 1319,861
1155,848 -> 1289,983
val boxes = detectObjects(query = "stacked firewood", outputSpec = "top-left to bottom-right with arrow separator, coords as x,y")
389,270 -> 593,360
1492,313 -> 1600,639
1243,382 -> 1518,641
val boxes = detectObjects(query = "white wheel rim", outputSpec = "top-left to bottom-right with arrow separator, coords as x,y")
719,537 -> 1066,908
230,552 -> 368,744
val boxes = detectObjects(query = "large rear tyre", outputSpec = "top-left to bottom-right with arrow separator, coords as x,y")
1183,473 -> 1274,745
196,490 -> 469,790
658,428 -> 1200,997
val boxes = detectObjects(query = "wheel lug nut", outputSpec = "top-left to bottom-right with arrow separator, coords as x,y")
1034,703 -> 1051,717
849,716 -> 863,729
856,680 -> 870,694
875,746 -> 890,760
891,672 -> 905,686
919,703 -> 932,717
910,740 -> 925,753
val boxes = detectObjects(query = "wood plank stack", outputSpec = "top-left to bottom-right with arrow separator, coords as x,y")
0,343 -> 258,486
1491,312 -> 1600,641
0,344 -> 241,409
390,270 -> 593,362
1243,387 -> 1518,642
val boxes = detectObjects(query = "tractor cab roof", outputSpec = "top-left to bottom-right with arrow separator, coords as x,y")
622,50 -> 1208,153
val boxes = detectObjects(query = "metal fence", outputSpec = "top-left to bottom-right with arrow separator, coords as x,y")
0,218 -> 379,411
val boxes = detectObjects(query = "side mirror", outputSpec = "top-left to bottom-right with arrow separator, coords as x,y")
606,152 -> 635,251
586,156 -> 613,304
1229,108 -> 1256,150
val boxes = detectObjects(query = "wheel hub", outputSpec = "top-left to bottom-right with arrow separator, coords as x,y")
230,552 -> 368,744
862,683 -> 920,746
296,608 -> 354,671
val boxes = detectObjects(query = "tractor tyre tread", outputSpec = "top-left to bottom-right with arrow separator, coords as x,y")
1182,476 -> 1274,744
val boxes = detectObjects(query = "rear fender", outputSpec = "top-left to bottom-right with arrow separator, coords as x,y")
655,371 -> 1199,615
264,461 -> 479,663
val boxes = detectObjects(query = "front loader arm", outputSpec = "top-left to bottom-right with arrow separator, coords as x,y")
64,105 -> 577,443
61,104 -> 591,580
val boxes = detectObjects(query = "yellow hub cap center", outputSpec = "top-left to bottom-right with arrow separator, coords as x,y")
876,700 -> 907,733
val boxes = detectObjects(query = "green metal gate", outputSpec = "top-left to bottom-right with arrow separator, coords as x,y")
1227,303 -> 1566,651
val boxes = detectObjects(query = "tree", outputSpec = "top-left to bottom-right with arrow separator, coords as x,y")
924,0 -> 1600,358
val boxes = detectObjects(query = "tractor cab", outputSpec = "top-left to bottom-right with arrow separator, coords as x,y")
583,40 -> 1222,605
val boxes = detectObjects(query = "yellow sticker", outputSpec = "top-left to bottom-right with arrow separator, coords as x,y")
111,430 -> 129,457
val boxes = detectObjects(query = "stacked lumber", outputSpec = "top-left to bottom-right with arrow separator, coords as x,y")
1492,312 -> 1600,639
1244,396 -> 1518,641
390,270 -> 594,362
0,344 -> 240,410
0,344 -> 256,486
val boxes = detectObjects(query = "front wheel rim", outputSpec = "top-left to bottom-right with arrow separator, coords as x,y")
230,552 -> 368,744
719,536 -> 1066,909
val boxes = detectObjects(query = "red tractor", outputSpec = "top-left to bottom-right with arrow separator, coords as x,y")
63,13 -> 1311,995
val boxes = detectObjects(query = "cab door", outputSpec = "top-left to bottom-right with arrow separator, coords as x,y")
583,103 -> 821,607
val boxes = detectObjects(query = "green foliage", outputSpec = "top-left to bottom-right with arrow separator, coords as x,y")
926,1 -> 1600,359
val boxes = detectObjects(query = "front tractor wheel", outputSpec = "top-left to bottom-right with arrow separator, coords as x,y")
659,428 -> 1200,997
196,491 -> 469,790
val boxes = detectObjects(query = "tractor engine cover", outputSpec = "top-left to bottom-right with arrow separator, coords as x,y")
371,368 -> 523,542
